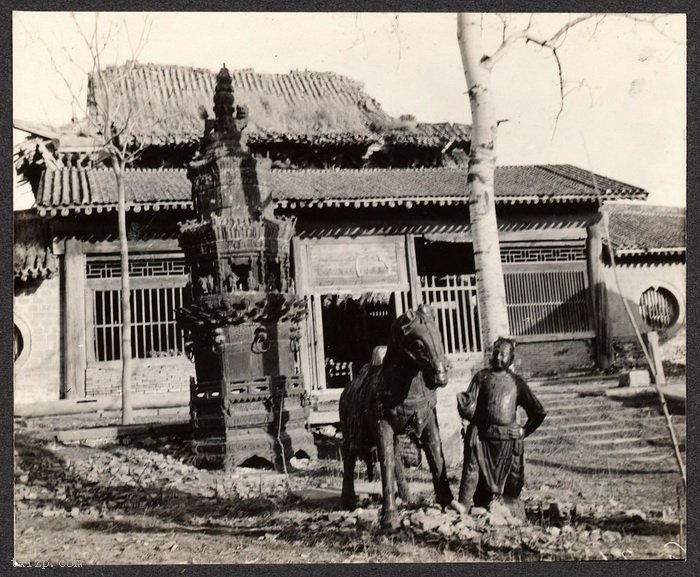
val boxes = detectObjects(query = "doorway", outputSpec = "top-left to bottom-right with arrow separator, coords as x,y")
320,294 -> 395,388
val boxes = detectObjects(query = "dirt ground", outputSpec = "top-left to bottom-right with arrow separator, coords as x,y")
13,420 -> 686,565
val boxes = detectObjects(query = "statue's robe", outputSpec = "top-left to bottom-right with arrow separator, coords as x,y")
457,369 -> 545,501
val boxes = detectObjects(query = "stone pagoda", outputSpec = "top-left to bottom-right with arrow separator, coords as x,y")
177,65 -> 316,470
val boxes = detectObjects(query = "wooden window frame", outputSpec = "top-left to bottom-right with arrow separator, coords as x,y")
84,254 -> 189,366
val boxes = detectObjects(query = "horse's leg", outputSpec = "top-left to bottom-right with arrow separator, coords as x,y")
341,441 -> 358,511
420,410 -> 454,507
394,435 -> 411,504
376,418 -> 399,529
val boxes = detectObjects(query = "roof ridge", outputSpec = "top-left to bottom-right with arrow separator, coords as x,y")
605,203 -> 685,213
100,61 -> 366,86
540,164 -> 644,193
44,166 -> 189,173
274,166 -> 468,174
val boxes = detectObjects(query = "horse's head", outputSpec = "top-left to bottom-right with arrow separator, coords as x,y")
392,304 -> 448,388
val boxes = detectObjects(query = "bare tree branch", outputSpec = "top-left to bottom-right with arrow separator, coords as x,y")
622,13 -> 683,45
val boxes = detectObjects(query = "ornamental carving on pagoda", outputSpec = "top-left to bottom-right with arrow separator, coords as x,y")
177,65 -> 316,470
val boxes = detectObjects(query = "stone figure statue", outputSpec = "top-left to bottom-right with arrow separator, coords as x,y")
456,337 -> 546,509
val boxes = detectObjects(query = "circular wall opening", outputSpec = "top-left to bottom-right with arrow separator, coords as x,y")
639,286 -> 681,331
14,324 -> 24,361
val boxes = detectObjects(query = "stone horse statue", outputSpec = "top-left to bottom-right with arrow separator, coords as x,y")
339,304 -> 454,528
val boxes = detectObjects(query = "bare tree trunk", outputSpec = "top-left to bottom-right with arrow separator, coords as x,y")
115,164 -> 133,424
457,13 -> 510,352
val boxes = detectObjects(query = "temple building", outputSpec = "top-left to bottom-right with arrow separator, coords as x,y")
13,63 -> 685,413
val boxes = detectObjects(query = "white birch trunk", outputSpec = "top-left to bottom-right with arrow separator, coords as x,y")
457,13 -> 510,354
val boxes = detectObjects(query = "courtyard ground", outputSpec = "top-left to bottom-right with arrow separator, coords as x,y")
13,379 -> 686,565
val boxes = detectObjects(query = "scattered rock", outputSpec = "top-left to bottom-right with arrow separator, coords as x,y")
602,530 -> 622,543
355,508 -> 378,524
411,509 -> 443,532
437,523 -> 453,537
290,457 -> 311,470
315,425 -> 337,438
487,500 -> 512,527
624,509 -> 647,522
610,547 -> 625,559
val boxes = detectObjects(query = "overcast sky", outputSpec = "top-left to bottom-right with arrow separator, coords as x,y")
12,11 -> 686,208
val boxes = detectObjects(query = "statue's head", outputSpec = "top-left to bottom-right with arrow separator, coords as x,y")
491,337 -> 515,372
393,304 -> 448,388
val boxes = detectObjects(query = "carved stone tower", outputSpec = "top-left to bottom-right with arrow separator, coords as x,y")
178,65 -> 316,470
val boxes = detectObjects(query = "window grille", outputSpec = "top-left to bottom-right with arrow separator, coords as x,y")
86,258 -> 187,279
87,256 -> 188,362
639,287 -> 680,330
504,269 -> 589,336
418,274 -> 482,354
92,286 -> 187,361
500,245 -> 586,263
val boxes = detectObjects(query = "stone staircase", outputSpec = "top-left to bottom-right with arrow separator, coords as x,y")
525,381 -> 686,472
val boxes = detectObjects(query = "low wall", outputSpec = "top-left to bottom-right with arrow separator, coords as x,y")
514,338 -> 595,378
85,358 -> 195,397
14,277 -> 63,404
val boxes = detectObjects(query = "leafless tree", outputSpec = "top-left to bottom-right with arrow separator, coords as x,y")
456,12 -> 685,488
43,13 -> 156,424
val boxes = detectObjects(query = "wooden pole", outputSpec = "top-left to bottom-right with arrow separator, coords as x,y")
406,233 -> 423,308
586,220 -> 612,369
647,331 -> 667,386
63,238 -> 87,398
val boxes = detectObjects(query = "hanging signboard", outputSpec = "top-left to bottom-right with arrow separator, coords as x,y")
296,236 -> 409,294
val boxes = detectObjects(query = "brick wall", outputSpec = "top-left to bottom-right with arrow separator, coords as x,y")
85,358 -> 195,397
513,338 -> 595,378
604,262 -> 686,338
14,277 -> 63,404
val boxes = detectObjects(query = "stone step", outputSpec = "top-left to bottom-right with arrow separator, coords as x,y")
541,419 -> 621,431
544,406 -> 661,421
543,401 -> 615,412
601,446 -> 659,456
630,453 -> 675,463
530,427 -> 641,443
583,436 -> 643,447
645,435 -> 686,448
531,382 -> 612,394
541,416 -> 685,434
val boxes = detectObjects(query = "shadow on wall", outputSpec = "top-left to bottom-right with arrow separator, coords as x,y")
606,288 -> 686,377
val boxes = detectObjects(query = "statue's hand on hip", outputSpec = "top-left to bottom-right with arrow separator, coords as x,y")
507,424 -> 524,439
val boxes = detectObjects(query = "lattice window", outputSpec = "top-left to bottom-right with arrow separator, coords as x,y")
86,258 -> 187,279
500,245 -> 586,264
88,256 -> 188,362
639,287 -> 680,330
92,286 -> 187,361
504,269 -> 590,336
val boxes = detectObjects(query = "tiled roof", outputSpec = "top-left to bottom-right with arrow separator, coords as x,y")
605,203 -> 686,255
33,164 -> 646,215
82,62 -> 469,147
272,165 -> 646,207
14,212 -> 58,281
36,168 -> 192,215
